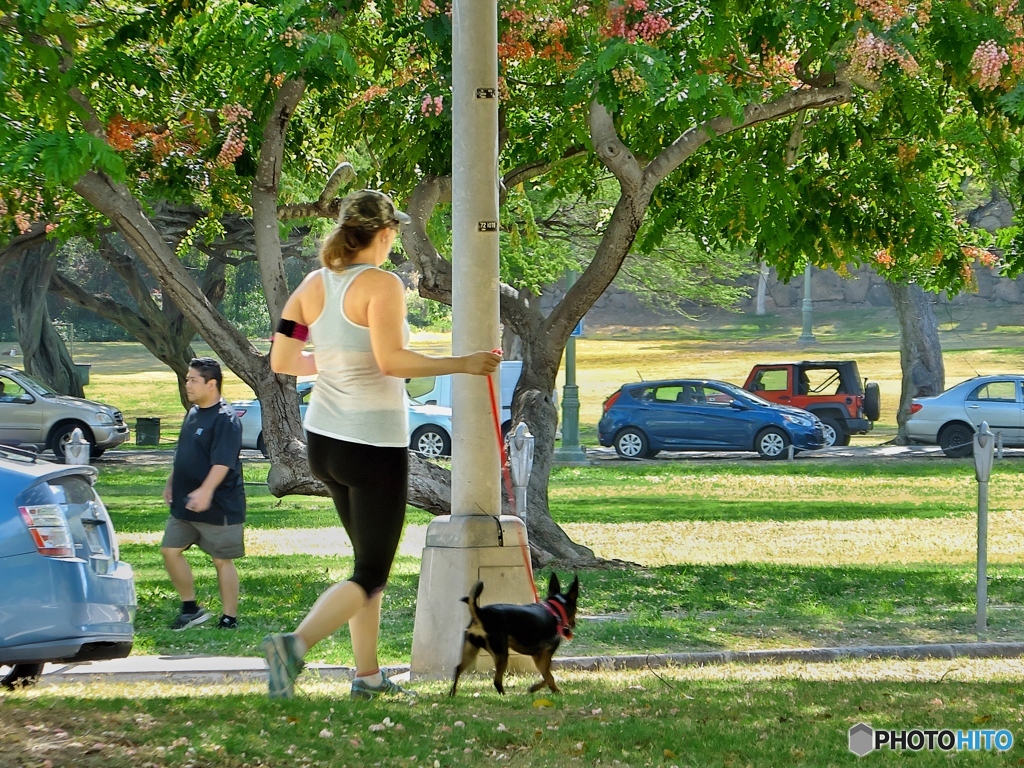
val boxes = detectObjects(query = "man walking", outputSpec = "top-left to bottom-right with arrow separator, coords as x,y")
161,357 -> 246,630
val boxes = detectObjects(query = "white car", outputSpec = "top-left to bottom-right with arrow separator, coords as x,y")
905,374 -> 1024,457
231,382 -> 455,458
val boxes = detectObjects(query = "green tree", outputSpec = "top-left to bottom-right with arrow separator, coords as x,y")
2,0 -> 1023,565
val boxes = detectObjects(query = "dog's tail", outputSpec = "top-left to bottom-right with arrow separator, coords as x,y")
461,580 -> 485,624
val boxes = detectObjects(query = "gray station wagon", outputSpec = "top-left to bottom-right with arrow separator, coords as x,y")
0,365 -> 129,459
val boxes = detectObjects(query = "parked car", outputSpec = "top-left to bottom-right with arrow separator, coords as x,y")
0,446 -> 136,689
598,378 -> 825,460
0,365 -> 130,459
743,360 -> 880,447
232,381 -> 455,458
905,374 -> 1024,457
406,360 -> 524,434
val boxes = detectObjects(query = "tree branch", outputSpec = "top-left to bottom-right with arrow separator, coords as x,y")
277,163 -> 357,221
253,77 -> 306,324
588,100 -> 644,194
644,77 -> 853,190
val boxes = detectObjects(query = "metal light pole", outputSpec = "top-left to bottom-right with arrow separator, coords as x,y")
410,0 -> 534,678
974,421 -> 995,635
554,271 -> 587,464
798,263 -> 815,344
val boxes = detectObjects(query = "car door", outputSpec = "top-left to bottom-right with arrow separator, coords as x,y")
0,375 -> 42,446
631,384 -> 692,448
683,383 -> 753,448
963,379 -> 1021,442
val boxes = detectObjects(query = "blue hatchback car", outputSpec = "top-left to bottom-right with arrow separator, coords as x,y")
598,379 -> 825,459
0,447 -> 136,688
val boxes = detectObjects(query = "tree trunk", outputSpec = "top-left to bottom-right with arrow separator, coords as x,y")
888,281 -> 944,444
13,240 -> 83,396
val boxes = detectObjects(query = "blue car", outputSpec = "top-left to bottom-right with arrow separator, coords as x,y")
0,447 -> 136,688
598,379 -> 825,460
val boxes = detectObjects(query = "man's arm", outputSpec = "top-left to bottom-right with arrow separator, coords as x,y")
163,470 -> 173,505
184,465 -> 231,513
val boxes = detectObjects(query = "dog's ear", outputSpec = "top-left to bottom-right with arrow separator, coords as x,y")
547,572 -> 561,599
566,574 -> 579,602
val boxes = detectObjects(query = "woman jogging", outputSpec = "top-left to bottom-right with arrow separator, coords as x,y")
264,188 -> 500,700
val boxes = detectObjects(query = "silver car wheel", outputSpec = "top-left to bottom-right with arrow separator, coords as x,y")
617,432 -> 644,457
416,430 -> 447,457
820,422 -> 837,447
759,431 -> 786,457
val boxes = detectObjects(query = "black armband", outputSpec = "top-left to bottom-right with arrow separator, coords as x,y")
276,319 -> 309,342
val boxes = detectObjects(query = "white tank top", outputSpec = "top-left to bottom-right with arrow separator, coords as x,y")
304,265 -> 410,447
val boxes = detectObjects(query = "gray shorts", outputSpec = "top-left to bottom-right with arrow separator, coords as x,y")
161,517 -> 245,560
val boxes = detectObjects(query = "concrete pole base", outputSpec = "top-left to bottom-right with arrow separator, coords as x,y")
553,447 -> 589,465
410,514 -> 537,680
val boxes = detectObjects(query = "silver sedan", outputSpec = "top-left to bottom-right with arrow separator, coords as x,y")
905,375 -> 1024,457
231,381 -> 454,458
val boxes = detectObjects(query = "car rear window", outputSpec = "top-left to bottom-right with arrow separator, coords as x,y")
969,381 -> 1018,402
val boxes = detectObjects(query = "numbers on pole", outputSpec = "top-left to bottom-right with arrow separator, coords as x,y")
477,221 -> 498,232
475,88 -> 496,99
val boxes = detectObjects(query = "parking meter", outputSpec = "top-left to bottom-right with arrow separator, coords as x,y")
64,427 -> 90,466
974,422 -> 995,482
974,421 -> 995,634
508,422 -> 534,518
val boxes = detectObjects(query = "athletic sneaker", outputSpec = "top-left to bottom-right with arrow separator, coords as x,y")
262,633 -> 305,699
350,672 -> 410,701
170,607 -> 210,631
217,615 -> 238,629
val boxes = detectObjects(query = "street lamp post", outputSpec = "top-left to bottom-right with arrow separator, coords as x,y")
554,272 -> 587,464
410,0 -> 534,678
798,263 -> 816,344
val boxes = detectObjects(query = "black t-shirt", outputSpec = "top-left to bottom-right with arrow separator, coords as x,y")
171,399 -> 246,525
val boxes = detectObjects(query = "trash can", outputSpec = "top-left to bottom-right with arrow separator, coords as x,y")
74,363 -> 91,386
136,417 -> 161,446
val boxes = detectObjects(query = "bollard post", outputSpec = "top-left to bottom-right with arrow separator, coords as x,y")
974,421 -> 995,635
507,422 -> 534,518
996,431 -> 1003,460
64,427 -> 90,466
787,444 -> 794,461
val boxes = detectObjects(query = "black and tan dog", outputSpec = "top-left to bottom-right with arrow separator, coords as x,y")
450,573 -> 579,696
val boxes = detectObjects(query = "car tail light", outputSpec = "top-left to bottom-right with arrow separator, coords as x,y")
602,390 -> 622,413
234,409 -> 247,418
19,504 -> 74,558
908,403 -> 923,415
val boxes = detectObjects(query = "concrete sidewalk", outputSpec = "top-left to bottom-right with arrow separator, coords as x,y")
34,640 -> 1024,686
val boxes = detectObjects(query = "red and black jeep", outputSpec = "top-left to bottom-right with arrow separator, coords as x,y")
743,361 -> 881,447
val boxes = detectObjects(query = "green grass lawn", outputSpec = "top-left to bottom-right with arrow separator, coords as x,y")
7,320 -> 1024,766
93,458 -> 1024,666
3,662 -> 1022,767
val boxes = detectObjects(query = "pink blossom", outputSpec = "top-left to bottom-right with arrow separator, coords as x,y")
971,40 -> 1009,89
420,94 -> 443,116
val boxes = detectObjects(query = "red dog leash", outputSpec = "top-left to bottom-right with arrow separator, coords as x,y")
486,357 -> 539,603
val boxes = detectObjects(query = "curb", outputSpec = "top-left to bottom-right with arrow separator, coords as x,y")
32,641 -> 1024,686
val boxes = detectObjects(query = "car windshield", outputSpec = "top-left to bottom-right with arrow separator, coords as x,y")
15,371 -> 58,396
714,381 -> 770,406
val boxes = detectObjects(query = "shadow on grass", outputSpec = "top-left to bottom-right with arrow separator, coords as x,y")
4,674 -> 1022,768
551,497 -> 968,523
121,544 -> 1024,664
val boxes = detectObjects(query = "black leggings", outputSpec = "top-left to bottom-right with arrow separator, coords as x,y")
305,431 -> 408,596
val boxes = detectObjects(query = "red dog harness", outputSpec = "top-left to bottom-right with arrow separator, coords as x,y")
544,599 -> 573,641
